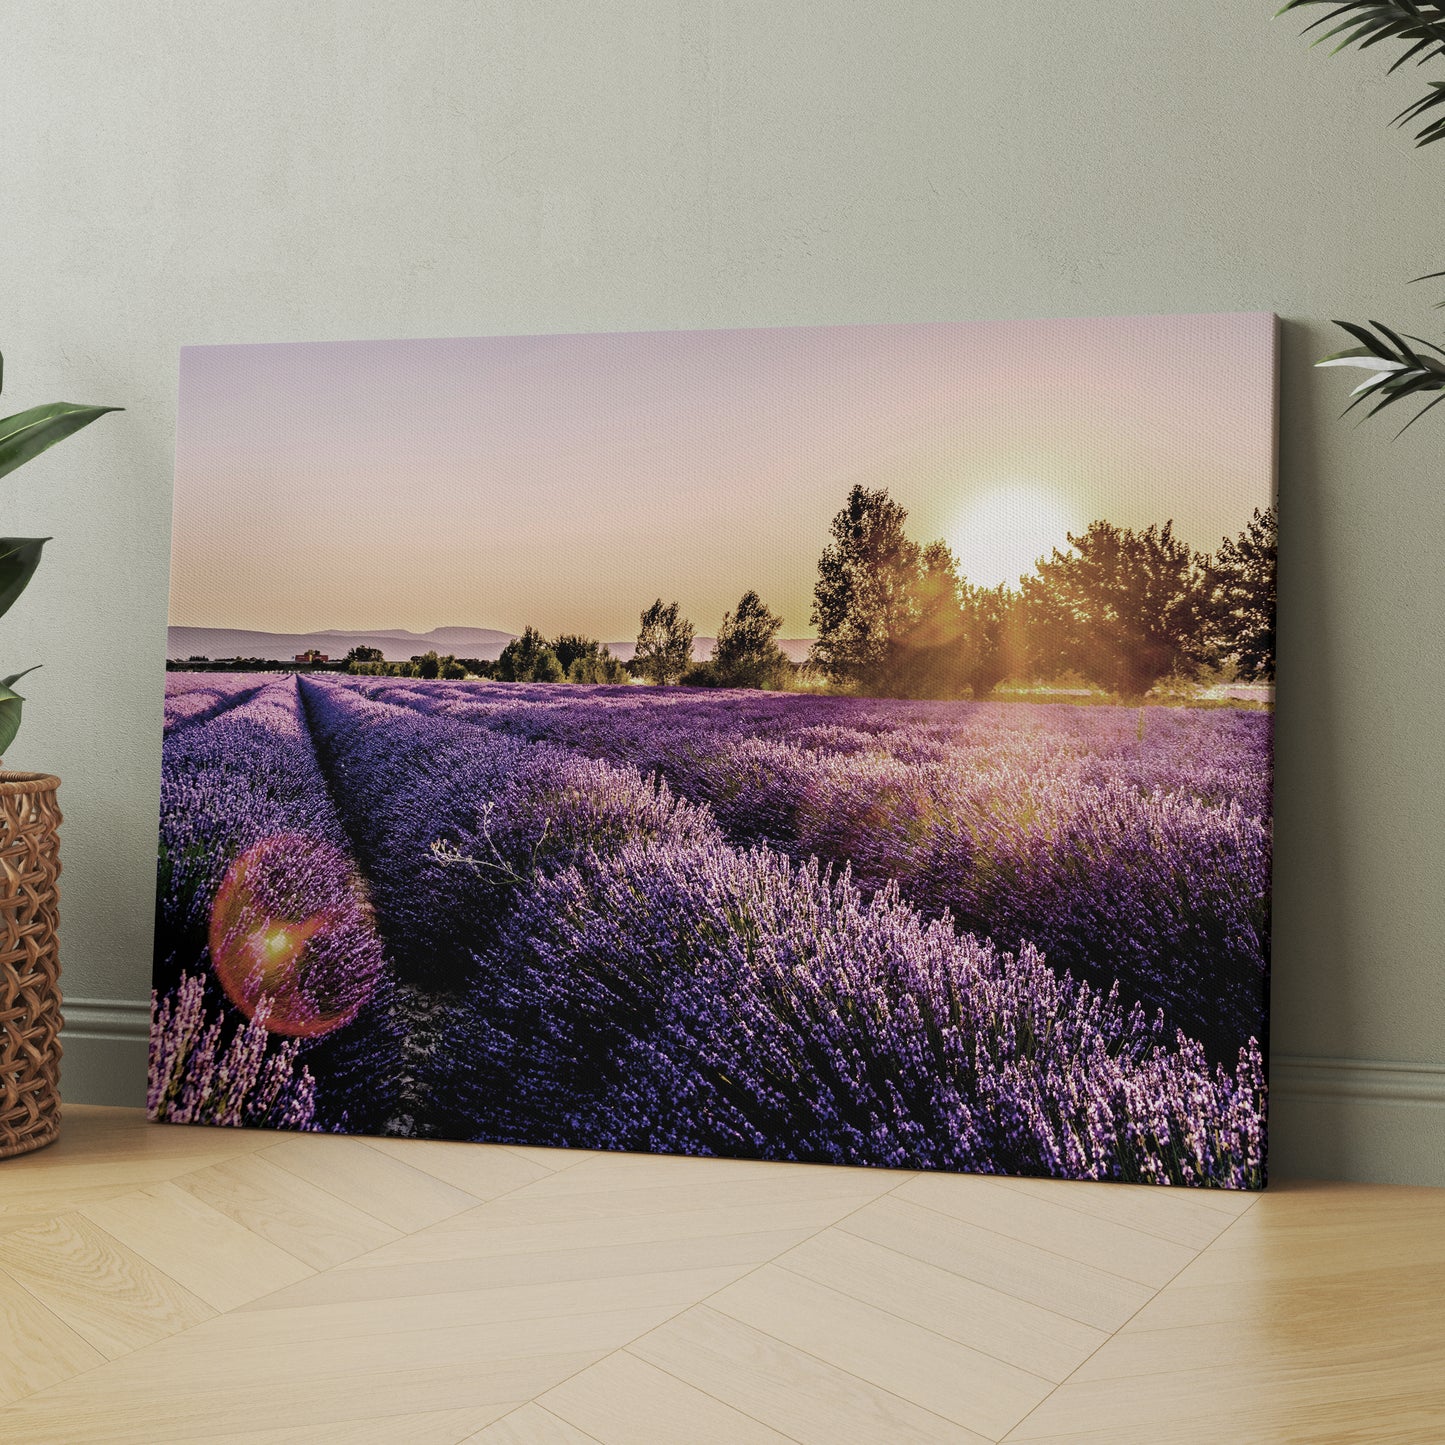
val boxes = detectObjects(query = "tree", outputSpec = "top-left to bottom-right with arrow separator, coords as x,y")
551,634 -> 597,676
1211,506 -> 1276,682
495,626 -> 564,683
416,650 -> 442,680
810,485 -> 922,694
962,583 -> 1027,698
892,541 -> 971,700
573,653 -> 628,684
568,647 -> 630,684
712,590 -> 792,690
546,633 -> 629,684
679,660 -> 721,686
1024,520 -> 1210,699
345,645 -> 384,666
634,599 -> 694,686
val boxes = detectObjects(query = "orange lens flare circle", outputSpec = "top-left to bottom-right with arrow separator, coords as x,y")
208,833 -> 382,1038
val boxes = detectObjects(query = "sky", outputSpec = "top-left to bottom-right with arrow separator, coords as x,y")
169,313 -> 1277,641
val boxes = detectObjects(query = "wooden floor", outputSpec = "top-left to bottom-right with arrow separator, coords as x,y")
0,1110 -> 1440,1443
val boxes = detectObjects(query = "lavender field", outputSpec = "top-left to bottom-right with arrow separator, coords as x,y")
151,673 -> 1270,1189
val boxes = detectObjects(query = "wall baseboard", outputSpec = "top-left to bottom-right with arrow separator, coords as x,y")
55,999 -> 1445,1185
1267,1054 -> 1445,1187
62,997 -> 151,1041
1270,1055 -> 1445,1106
60,997 -> 151,1109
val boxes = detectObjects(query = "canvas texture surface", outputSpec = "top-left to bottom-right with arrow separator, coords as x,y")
151,314 -> 1276,1190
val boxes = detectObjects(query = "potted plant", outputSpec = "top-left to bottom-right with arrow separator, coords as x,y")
0,350 -> 118,1158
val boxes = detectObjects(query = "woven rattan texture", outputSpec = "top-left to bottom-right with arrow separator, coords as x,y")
0,772 -> 62,1159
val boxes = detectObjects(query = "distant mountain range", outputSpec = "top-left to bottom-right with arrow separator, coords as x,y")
168,625 -> 815,665
168,626 -> 517,662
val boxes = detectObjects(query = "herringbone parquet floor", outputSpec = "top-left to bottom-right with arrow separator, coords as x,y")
1,1107 -> 1442,1443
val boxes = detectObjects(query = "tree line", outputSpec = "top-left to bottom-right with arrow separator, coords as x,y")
806,485 -> 1274,701
604,486 -> 1274,700
344,633 -> 637,684
344,592 -> 796,690
344,482 -> 1275,701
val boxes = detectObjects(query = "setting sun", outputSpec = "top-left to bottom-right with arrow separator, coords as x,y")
946,481 -> 1080,589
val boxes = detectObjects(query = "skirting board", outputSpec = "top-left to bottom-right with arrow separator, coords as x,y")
58,998 -> 151,1115
1266,1056 -> 1445,1188
55,998 -> 1445,1187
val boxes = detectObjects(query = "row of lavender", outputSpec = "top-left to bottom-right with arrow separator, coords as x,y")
296,677 -> 1263,1185
153,675 -> 404,1132
351,678 -> 1272,1060
153,674 -> 1267,1183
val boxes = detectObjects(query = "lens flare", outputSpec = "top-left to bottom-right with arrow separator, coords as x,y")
208,833 -> 382,1038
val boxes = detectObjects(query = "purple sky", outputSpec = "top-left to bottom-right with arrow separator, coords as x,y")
170,313 -> 1276,640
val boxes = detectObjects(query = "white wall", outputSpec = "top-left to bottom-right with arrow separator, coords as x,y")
6,0 -> 1443,1182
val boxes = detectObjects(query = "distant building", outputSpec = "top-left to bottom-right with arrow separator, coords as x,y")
294,650 -> 330,664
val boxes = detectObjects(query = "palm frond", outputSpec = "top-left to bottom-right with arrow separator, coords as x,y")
1279,1 -> 1445,141
1316,319 -> 1445,433
1408,267 -> 1445,307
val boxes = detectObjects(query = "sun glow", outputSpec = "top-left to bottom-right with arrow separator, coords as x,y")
208,834 -> 380,1039
264,926 -> 298,958
946,481 -> 1080,589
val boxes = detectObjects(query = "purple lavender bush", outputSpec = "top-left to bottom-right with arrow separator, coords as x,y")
464,835 -> 1265,1186
155,676 -> 404,1131
154,673 -> 1269,1183
162,673 -> 269,735
297,676 -> 723,1136
297,678 -> 719,993
148,971 -> 317,1130
363,679 -> 1271,1062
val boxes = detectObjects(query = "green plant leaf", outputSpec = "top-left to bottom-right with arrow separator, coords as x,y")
0,401 -> 122,483
0,537 -> 48,622
1315,318 -> 1445,432
1280,2 -> 1445,142
0,676 -> 29,756
1279,1 -> 1445,54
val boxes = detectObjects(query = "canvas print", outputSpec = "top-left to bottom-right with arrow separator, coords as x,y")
152,314 -> 1276,1190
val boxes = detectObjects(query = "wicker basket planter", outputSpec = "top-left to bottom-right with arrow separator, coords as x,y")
0,772 -> 62,1160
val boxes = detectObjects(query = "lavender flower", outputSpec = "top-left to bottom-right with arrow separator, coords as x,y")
155,676 -> 405,1131
148,971 -> 318,1131
153,673 -> 1271,1187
